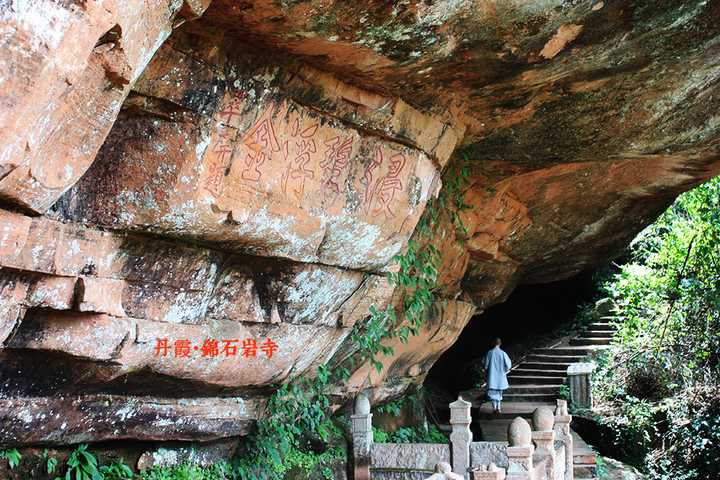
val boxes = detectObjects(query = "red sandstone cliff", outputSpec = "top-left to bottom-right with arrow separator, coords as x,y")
0,0 -> 719,447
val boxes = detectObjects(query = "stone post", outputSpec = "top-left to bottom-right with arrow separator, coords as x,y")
471,463 -> 507,480
506,417 -> 534,480
567,363 -> 594,410
532,407 -> 556,480
351,392 -> 373,480
554,400 -> 574,480
450,396 -> 472,479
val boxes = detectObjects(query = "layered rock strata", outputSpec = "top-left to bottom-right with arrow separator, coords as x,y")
1,0 -> 719,449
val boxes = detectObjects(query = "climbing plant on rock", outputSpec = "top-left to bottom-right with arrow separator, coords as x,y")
233,159 -> 471,479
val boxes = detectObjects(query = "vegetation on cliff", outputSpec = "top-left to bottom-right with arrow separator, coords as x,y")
593,177 -> 720,480
229,160 -> 470,479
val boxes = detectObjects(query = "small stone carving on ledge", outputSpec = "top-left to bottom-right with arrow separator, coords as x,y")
471,463 -> 506,480
425,461 -> 465,480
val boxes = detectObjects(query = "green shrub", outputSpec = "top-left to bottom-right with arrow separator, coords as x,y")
372,427 -> 390,443
140,460 -> 235,480
593,177 -> 720,479
58,444 -> 101,480
558,384 -> 571,402
373,424 -> 446,444
374,393 -> 421,417
646,388 -> 720,480
599,397 -> 664,465
99,460 -> 134,480
272,444 -> 345,480
0,448 -> 21,470
42,449 -> 58,476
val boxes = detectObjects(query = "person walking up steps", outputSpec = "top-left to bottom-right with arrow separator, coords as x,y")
485,337 -> 512,414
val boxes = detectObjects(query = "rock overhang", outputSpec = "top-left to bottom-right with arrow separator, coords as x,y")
0,0 -> 719,447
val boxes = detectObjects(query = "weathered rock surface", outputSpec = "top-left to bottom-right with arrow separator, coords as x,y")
0,395 -> 262,445
0,0 -> 209,213
342,300 -> 476,402
55,35 -> 452,271
0,209 -> 392,385
0,0 -> 719,449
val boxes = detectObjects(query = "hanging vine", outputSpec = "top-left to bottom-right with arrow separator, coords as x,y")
233,158 -> 471,479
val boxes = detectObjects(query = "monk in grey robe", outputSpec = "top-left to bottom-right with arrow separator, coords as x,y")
485,338 -> 512,413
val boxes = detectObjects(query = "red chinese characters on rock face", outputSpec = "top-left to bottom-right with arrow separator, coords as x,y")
202,90 -> 249,198
153,337 -> 279,359
208,100 -> 416,232
281,119 -> 319,200
201,339 -> 219,357
362,148 -> 407,219
361,149 -> 383,207
320,135 -> 353,197
260,338 -> 278,358
240,115 -> 281,183
217,91 -> 248,126
203,125 -> 236,198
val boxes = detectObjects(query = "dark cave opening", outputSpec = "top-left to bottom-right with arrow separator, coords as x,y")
424,268 -> 603,425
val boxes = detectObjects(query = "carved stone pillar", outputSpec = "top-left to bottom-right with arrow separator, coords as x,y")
532,407 -> 556,480
506,417 -> 534,480
450,396 -> 472,479
351,392 -> 373,480
554,400 -> 574,480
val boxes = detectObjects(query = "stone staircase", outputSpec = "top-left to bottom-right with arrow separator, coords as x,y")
504,317 -> 616,404
464,316 -> 618,479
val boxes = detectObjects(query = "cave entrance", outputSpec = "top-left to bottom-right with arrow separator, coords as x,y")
423,269 -> 599,429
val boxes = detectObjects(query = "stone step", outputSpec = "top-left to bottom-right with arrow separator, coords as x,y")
574,463 -> 598,479
574,452 -> 598,465
526,354 -> 586,364
572,431 -> 598,465
518,362 -> 572,370
570,337 -> 612,346
475,402 -> 554,419
587,322 -> 614,330
511,368 -> 567,377
503,392 -> 558,402
581,330 -> 615,338
506,384 -> 561,395
506,375 -> 564,385
533,347 -> 593,356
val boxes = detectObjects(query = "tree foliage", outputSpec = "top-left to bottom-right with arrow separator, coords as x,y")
594,177 -> 720,479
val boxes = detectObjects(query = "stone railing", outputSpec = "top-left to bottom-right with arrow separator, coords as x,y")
351,394 -> 574,480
